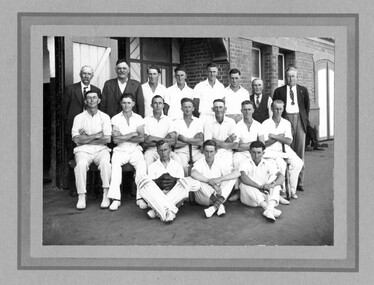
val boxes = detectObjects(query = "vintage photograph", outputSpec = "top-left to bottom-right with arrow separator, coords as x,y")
42,36 -> 334,246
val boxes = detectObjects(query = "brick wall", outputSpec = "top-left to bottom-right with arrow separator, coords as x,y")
228,38 -> 252,90
263,46 -> 280,98
294,52 -> 315,103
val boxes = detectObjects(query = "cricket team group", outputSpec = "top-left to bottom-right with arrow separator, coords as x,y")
63,59 -> 309,223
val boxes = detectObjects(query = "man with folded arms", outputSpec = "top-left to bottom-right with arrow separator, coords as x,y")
239,141 -> 285,221
138,140 -> 200,223
71,90 -> 111,210
191,140 -> 240,218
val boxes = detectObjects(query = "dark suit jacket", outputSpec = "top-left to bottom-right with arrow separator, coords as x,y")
273,84 -> 310,132
62,82 -> 101,135
100,78 -> 144,118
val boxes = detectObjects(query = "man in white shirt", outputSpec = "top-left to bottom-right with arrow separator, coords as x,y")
138,140 -> 200,223
142,65 -> 167,117
239,141 -> 285,221
71,90 -> 111,210
224,68 -> 250,123
173,98 -> 204,176
164,65 -> 194,120
143,95 -> 177,168
192,63 -> 226,119
262,100 -> 303,199
191,140 -> 240,218
250,78 -> 273,123
203,99 -> 238,166
107,93 -> 147,211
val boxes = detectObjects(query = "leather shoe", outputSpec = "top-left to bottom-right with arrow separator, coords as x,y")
313,147 -> 324,151
297,186 -> 304,191
279,196 -> 290,205
263,209 -> 276,221
291,193 -> 298,199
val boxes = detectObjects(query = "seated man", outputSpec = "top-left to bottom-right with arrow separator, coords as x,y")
191,140 -> 240,218
262,100 -> 303,199
143,95 -> 178,168
71,90 -> 111,210
173,98 -> 204,176
203,99 -> 238,167
239,141 -> 285,221
138,140 -> 200,223
107,93 -> 147,211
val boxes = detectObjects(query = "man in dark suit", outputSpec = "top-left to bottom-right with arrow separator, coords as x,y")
250,78 -> 273,123
273,66 -> 310,191
100,59 -> 144,118
62,65 -> 101,196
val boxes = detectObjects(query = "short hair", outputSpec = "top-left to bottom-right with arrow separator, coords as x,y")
213,99 -> 225,105
271,99 -> 285,108
250,141 -> 266,151
229,68 -> 241,75
241,100 -> 255,108
156,140 -> 170,149
181,97 -> 194,106
147,65 -> 161,74
151,95 -> 164,104
116,58 -> 129,66
84,89 -> 100,99
80,65 -> 93,74
120,93 -> 135,102
174,65 -> 187,74
285,66 -> 297,74
206,62 -> 218,69
252,78 -> 263,85
203,139 -> 217,150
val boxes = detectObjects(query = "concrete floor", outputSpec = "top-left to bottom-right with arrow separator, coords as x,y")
43,141 -> 334,246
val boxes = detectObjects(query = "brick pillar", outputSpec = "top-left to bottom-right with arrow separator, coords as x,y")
228,38 -> 252,90
263,46 -> 279,98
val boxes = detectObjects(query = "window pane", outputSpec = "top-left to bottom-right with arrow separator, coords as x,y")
142,38 -> 170,62
252,49 -> 260,78
278,55 -> 284,80
130,37 -> 140,60
130,62 -> 141,82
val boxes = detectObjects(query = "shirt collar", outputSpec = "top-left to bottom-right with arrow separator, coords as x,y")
81,82 -> 91,90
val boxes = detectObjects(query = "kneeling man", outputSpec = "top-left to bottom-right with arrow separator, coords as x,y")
191,140 -> 240,218
239,141 -> 285,221
138,140 -> 200,223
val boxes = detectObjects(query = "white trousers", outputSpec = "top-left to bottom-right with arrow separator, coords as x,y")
175,148 -> 204,176
108,148 -> 146,201
139,177 -> 200,221
263,149 -> 303,195
239,184 -> 281,208
194,179 -> 236,206
74,149 -> 111,194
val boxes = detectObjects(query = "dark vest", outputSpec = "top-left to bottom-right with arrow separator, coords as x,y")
250,94 -> 270,123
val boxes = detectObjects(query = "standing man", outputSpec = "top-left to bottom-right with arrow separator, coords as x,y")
250,78 -> 273,123
164,65 -> 194,120
143,95 -> 177,168
100,59 -> 144,118
191,140 -> 240,218
203,99 -> 238,166
138,140 -> 200,223
142,65 -> 167,117
239,141 -> 285,221
71,90 -> 111,210
193,63 -> 226,119
174,98 -> 205,176
107,94 -> 147,211
262,100 -> 303,199
273,67 -> 310,191
223,68 -> 249,123
62,65 -> 101,196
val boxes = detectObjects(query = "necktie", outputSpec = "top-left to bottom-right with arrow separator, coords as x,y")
290,89 -> 295,105
256,95 -> 260,107
83,86 -> 88,97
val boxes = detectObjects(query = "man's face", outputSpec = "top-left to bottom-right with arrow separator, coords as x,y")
241,103 -> 254,118
181,101 -> 194,116
212,101 -> 226,117
250,147 -> 264,164
148,68 -> 159,84
116,62 -> 130,80
207,67 -> 218,81
252,79 -> 263,95
157,142 -> 171,161
120,97 -> 135,112
80,67 -> 94,86
286,70 -> 298,87
151,97 -> 164,113
203,145 -> 216,163
272,102 -> 284,118
175,70 -> 187,85
84,92 -> 100,108
230,72 -> 240,88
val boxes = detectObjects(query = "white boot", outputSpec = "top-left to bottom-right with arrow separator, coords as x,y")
76,194 -> 86,210
100,188 -> 110,209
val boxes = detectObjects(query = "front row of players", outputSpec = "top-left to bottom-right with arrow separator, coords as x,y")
72,90 -> 303,222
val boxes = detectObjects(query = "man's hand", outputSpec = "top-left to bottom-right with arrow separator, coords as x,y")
208,178 -> 221,186
79,129 -> 87,135
224,133 -> 237,143
212,183 -> 222,196
112,130 -> 122,137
